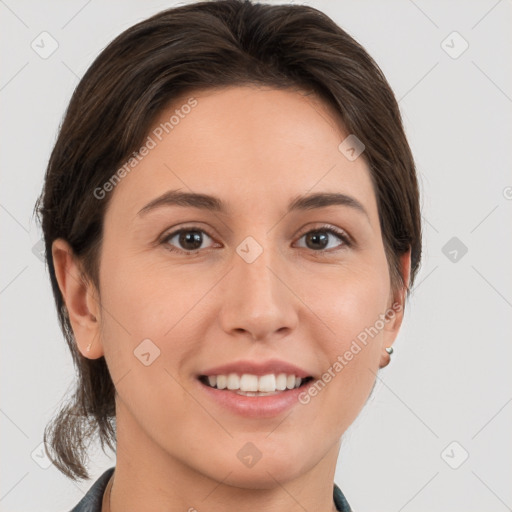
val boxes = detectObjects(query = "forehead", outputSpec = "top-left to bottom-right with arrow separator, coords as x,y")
105,86 -> 378,225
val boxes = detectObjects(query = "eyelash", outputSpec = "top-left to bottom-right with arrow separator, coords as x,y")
160,225 -> 353,256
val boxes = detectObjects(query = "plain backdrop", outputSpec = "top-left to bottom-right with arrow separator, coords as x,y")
1,1 -> 511,511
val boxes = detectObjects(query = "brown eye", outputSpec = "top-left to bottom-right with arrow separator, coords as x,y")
297,227 -> 351,252
162,228 -> 215,253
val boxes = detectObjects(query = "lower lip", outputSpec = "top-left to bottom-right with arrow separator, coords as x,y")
196,378 -> 314,419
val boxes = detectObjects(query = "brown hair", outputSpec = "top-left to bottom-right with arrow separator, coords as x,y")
34,0 -> 422,482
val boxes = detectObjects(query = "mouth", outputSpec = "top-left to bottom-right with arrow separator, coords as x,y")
197,373 -> 315,396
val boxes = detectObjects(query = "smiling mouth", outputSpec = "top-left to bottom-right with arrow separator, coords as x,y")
198,373 -> 314,396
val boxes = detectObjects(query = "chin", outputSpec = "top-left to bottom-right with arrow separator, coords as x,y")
219,465 -> 304,490
202,449 -> 311,489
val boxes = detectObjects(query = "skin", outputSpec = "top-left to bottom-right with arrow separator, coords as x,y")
53,85 -> 411,512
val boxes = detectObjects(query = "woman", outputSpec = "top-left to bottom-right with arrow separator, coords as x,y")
34,1 -> 422,510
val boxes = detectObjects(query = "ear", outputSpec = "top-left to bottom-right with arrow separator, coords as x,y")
52,238 -> 104,359
379,248 -> 411,369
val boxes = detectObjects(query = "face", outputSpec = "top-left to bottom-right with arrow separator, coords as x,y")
57,85 -> 409,488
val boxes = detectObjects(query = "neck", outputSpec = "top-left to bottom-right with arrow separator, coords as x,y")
109,399 -> 340,512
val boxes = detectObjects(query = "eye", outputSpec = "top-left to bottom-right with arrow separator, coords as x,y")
160,224 -> 352,255
161,226 -> 217,254
295,226 -> 352,252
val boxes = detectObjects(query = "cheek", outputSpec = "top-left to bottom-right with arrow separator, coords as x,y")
303,261 -> 390,347
97,257 -> 200,429
302,264 -> 389,425
99,253 -> 212,341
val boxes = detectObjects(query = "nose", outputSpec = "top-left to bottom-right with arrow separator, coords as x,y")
218,243 -> 298,342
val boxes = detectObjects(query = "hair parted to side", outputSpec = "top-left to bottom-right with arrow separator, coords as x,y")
34,0 -> 422,482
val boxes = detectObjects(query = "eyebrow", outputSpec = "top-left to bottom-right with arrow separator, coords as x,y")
136,189 -> 370,221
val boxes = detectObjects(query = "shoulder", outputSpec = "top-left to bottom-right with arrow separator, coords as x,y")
68,467 -> 115,512
333,482 -> 352,512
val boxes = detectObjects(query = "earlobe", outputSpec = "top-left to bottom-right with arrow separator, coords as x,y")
52,238 -> 104,359
379,346 -> 394,369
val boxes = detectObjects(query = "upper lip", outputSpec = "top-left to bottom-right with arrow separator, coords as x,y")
198,359 -> 312,378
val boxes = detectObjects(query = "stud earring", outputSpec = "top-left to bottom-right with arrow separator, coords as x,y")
86,343 -> 92,352
385,346 -> 393,355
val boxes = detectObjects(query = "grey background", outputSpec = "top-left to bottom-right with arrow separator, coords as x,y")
1,1 -> 511,511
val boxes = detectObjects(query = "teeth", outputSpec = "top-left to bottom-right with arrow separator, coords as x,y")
203,373 -> 306,392
241,374 -> 259,392
276,373 -> 287,391
227,373 -> 240,390
216,375 -> 227,389
258,374 -> 276,392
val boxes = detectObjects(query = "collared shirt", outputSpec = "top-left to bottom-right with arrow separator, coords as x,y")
69,466 -> 352,511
